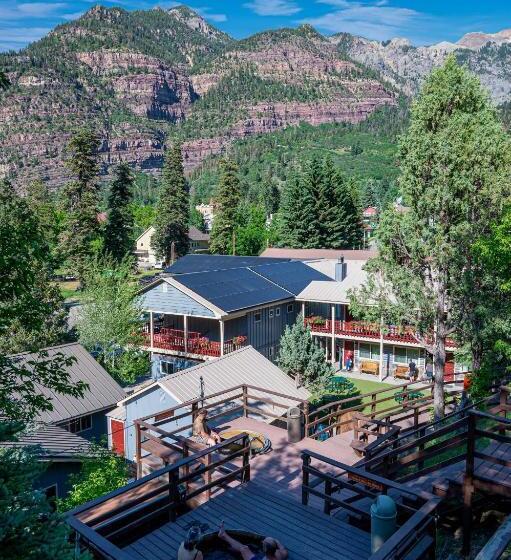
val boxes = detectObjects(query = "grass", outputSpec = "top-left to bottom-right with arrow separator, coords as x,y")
57,280 -> 81,302
338,377 -> 402,413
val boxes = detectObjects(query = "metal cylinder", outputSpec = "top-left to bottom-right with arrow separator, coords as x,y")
371,495 -> 397,553
287,407 -> 303,443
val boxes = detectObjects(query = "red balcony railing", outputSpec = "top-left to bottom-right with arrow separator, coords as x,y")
142,326 -> 247,357
304,317 -> 456,348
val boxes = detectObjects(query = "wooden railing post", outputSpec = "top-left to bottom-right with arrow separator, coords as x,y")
324,480 -> 332,515
242,435 -> 251,483
462,412 -> 476,556
418,426 -> 425,473
204,454 -> 212,502
371,393 -> 377,417
303,401 -> 310,438
168,468 -> 180,522
302,454 -> 311,506
242,385 -> 248,417
135,421 -> 142,479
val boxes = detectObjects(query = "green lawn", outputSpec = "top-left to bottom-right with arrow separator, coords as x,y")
331,377 -> 404,414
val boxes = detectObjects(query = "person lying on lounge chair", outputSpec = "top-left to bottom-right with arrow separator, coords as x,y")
192,408 -> 221,446
218,522 -> 288,560
178,527 -> 204,560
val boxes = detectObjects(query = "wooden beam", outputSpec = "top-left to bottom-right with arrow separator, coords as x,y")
183,314 -> 188,354
475,514 -> 511,560
220,320 -> 225,357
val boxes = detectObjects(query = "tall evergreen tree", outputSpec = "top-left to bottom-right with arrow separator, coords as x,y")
0,70 -> 9,90
152,143 -> 189,263
26,179 -> 60,260
210,159 -> 241,255
278,173 -> 315,248
60,129 -> 101,285
351,56 -> 511,419
260,176 -> 280,218
104,163 -> 135,262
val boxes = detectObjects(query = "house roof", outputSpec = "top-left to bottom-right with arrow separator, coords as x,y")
296,260 -> 368,304
188,226 -> 210,242
259,248 -> 378,260
1,424 -> 92,461
151,257 -> 332,314
121,346 -> 309,411
10,343 -> 126,424
165,254 -> 291,275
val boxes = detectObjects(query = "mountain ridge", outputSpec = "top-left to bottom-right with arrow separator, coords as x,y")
1,5 -> 510,191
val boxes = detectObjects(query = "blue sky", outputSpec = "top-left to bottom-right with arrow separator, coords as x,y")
1,0 -> 511,52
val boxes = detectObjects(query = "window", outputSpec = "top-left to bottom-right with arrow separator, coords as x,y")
287,303 -> 294,314
359,343 -> 380,361
65,414 -> 92,434
160,360 -> 174,375
269,309 -> 274,318
268,346 -> 274,357
394,347 -> 420,364
254,312 -> 261,323
275,308 -> 281,317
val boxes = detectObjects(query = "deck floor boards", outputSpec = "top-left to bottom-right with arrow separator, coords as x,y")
123,482 -> 371,560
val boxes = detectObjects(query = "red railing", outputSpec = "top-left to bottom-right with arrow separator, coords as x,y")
304,317 -> 456,348
142,326 -> 247,357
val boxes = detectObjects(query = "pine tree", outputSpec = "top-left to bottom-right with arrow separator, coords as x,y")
277,315 -> 334,391
260,176 -> 280,218
278,173 -> 315,248
60,129 -> 101,285
236,205 -> 267,256
210,159 -> 241,255
351,56 -> 511,418
104,163 -> 135,262
152,143 -> 189,263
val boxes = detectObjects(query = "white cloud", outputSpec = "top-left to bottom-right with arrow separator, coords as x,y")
61,10 -> 85,20
195,6 -> 227,23
0,26 -> 52,51
301,1 -> 426,41
244,0 -> 302,17
0,2 -> 67,20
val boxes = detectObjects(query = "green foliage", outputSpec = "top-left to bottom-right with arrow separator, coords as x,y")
0,69 -> 9,90
26,180 -> 61,261
60,129 -> 102,284
60,441 -> 129,511
351,56 -> 511,418
210,159 -> 241,254
76,256 -> 148,383
104,163 -> 135,263
0,180 -> 67,353
190,206 -> 207,233
278,155 -> 363,249
235,205 -> 267,256
277,315 -> 334,392
0,423 -> 88,560
131,203 -> 156,236
152,143 -> 189,262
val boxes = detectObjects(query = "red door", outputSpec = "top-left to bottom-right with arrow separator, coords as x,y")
445,353 -> 455,383
111,419 -> 125,456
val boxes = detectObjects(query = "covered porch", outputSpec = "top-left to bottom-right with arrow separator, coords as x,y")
142,313 -> 248,359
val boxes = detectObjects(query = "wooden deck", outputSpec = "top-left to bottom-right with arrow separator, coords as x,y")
124,481 -> 372,560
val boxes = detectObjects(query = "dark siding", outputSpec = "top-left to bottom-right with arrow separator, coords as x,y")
224,316 -> 248,339
36,462 -> 83,498
247,303 -> 298,362
56,410 -> 110,443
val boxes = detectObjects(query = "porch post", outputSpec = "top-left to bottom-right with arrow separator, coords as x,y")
149,311 -> 154,349
331,304 -> 336,365
379,316 -> 384,382
301,302 -> 305,319
183,314 -> 188,354
220,320 -> 225,357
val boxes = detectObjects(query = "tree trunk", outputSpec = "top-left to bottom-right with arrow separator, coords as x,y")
471,341 -> 483,374
433,334 -> 446,420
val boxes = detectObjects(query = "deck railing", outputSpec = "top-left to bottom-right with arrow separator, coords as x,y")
67,433 -> 251,558
304,316 -> 456,347
301,450 -> 440,559
142,325 -> 247,357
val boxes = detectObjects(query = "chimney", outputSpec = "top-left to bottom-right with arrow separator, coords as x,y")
335,257 -> 347,282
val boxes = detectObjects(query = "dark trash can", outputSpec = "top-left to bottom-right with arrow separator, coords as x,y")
287,407 -> 303,443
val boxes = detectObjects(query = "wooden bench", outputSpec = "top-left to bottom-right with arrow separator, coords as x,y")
394,365 -> 410,379
350,412 -> 397,457
360,361 -> 379,376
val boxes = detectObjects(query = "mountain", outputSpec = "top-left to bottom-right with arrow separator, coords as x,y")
334,30 -> 511,103
0,5 -> 395,190
1,6 -> 511,193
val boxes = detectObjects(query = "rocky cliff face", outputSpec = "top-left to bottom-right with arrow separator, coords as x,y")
334,29 -> 511,103
0,8 -> 397,190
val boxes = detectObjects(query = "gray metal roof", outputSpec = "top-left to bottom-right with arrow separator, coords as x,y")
11,343 -> 126,424
1,424 -> 92,460
158,345 -> 310,405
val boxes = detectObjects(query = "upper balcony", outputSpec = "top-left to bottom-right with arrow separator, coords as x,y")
142,325 -> 248,358
305,316 -> 456,348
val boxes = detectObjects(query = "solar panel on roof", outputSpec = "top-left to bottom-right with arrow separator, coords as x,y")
175,267 -> 292,313
250,261 -> 332,295
165,254 -> 290,275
